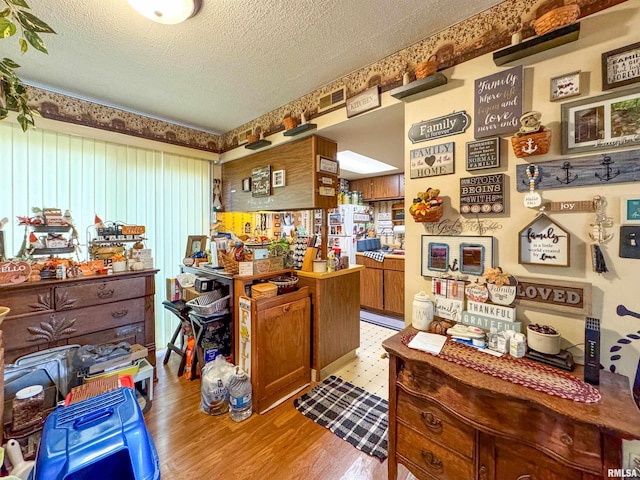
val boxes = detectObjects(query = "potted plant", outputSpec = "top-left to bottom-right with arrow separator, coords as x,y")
0,0 -> 55,131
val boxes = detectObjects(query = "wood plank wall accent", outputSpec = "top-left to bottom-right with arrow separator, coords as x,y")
221,135 -> 338,212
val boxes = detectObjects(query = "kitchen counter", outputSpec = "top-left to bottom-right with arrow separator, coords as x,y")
296,264 -> 363,380
356,253 -> 405,317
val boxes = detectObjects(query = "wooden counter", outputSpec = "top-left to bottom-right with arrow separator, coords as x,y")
383,327 -> 640,480
297,265 -> 363,381
0,269 -> 158,366
356,253 -> 405,317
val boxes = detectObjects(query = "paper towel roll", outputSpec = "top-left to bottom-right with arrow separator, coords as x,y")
393,225 -> 405,235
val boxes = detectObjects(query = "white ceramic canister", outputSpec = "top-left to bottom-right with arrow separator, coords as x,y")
412,291 -> 434,331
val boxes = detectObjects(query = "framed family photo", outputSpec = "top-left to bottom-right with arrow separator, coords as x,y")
561,86 -> 640,154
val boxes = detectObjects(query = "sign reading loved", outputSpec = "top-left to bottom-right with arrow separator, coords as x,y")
515,276 -> 592,315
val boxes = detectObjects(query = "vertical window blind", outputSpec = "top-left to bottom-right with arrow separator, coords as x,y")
0,122 -> 211,349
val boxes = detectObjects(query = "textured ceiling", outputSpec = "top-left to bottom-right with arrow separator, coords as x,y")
15,0 -> 504,135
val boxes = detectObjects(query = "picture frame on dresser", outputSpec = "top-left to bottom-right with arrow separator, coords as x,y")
186,235 -> 208,258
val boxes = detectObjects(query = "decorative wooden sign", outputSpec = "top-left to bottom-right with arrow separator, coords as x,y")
461,311 -> 522,333
346,85 -> 380,118
518,214 -> 570,267
408,111 -> 471,143
515,276 -> 592,316
410,142 -> 455,179
434,297 -> 463,322
467,300 -> 516,322
0,261 -> 32,286
542,200 -> 595,213
516,149 -> 640,192
465,283 -> 489,303
466,138 -> 500,171
487,283 -> 517,306
251,165 -> 271,197
474,65 -> 523,139
460,173 -> 504,214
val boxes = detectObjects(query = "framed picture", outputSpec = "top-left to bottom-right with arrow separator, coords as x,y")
465,138 -> 500,171
186,235 -> 208,258
421,235 -> 495,276
272,169 -> 286,188
561,86 -> 640,154
242,178 -> 251,192
317,155 -> 339,174
550,71 -> 581,101
251,165 -> 271,197
518,214 -> 570,267
621,197 -> 640,225
602,42 -> 640,90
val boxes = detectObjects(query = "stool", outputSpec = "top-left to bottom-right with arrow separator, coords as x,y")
162,300 -> 191,376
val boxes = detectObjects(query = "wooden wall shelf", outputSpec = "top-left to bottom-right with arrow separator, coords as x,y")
283,123 -> 317,137
389,72 -> 448,100
493,23 -> 580,66
245,139 -> 272,150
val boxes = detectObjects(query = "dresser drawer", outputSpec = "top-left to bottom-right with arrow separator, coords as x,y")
0,286 -> 54,317
71,322 -> 145,348
399,359 -> 602,470
55,277 -> 146,309
2,298 -> 145,350
397,422 -> 474,480
397,389 -> 475,460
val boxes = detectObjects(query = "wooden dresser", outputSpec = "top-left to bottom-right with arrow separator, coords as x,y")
383,328 -> 640,480
0,270 -> 158,366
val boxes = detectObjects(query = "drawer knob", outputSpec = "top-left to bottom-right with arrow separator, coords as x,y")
283,304 -> 291,312
420,450 -> 443,473
111,309 -> 129,318
97,285 -> 115,298
560,433 -> 573,446
420,411 -> 443,433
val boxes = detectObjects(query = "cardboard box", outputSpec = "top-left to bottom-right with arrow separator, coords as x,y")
166,278 -> 180,301
182,286 -> 203,302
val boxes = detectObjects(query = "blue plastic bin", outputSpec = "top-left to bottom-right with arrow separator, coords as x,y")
30,387 -> 160,480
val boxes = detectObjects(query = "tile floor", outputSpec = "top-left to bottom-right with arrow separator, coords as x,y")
331,321 -> 398,400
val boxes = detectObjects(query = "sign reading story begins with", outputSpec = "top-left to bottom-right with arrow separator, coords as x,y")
460,173 -> 504,214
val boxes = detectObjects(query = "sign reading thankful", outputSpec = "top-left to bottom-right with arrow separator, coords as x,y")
474,65 -> 523,139
408,111 -> 471,143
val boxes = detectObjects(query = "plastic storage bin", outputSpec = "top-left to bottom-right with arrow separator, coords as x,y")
30,387 -> 160,480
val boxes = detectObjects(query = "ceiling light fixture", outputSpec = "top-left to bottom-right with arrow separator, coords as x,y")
337,150 -> 398,175
127,0 -> 202,25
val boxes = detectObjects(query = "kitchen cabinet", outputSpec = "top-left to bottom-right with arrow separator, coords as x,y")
348,173 -> 404,201
349,178 -> 373,201
356,254 -> 404,317
237,287 -> 311,414
391,202 -> 405,226
297,266 -> 363,381
0,270 -> 158,367
383,327 -> 640,480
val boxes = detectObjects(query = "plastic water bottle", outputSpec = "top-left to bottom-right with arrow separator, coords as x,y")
228,367 -> 252,422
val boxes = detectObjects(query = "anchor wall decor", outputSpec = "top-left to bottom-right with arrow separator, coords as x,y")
516,149 -> 640,192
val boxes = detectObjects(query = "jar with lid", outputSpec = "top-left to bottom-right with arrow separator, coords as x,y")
358,191 -> 364,205
351,191 -> 359,205
12,385 -> 44,432
412,291 -> 434,331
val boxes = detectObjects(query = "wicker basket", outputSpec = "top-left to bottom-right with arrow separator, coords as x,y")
511,130 -> 552,158
221,252 -> 240,274
186,290 -> 230,316
283,116 -> 298,131
247,133 -> 259,144
410,203 -> 443,223
414,55 -> 438,80
534,4 -> 580,36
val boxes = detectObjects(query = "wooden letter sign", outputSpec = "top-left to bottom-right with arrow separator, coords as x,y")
515,276 -> 592,316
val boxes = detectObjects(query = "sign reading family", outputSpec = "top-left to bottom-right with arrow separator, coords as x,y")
459,173 -> 504,214
474,65 -> 523,139
466,138 -> 500,171
518,214 -> 570,267
410,142 -> 455,179
408,111 -> 470,143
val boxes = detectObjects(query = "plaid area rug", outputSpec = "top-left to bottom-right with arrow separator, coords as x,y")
293,375 -> 388,461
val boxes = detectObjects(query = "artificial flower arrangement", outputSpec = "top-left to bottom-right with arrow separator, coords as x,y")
409,188 -> 443,222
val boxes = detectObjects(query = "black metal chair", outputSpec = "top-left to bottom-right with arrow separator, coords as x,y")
161,300 -> 192,377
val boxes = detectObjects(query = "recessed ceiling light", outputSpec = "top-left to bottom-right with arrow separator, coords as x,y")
337,150 -> 398,175
127,0 -> 202,25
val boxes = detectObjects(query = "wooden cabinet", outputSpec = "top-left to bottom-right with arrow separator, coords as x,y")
238,287 -> 311,414
356,254 -> 404,317
391,202 -> 405,226
348,173 -> 404,201
0,270 -> 158,366
383,327 -> 640,480
349,178 -> 372,200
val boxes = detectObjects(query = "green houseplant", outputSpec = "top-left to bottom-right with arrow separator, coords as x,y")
0,0 -> 54,131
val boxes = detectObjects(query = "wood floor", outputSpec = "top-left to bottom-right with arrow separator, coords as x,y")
145,353 -> 411,480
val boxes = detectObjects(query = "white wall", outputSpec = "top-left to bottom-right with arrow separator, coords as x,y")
402,2 -> 640,464
0,121 -> 212,348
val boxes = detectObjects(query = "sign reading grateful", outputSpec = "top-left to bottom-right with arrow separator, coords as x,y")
474,65 -> 523,139
408,111 -> 471,143
515,276 -> 592,315
410,142 -> 455,179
